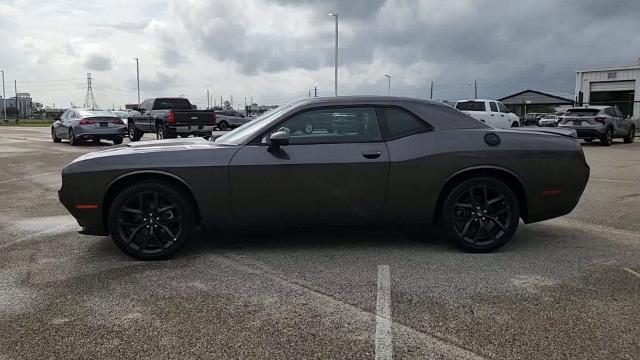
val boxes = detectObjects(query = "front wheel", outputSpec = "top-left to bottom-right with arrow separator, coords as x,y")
156,124 -> 165,140
69,129 -> 80,146
511,122 -> 520,128
51,127 -> 61,143
113,136 -> 123,145
623,126 -> 635,144
107,182 -> 195,260
440,177 -> 520,252
217,121 -> 229,131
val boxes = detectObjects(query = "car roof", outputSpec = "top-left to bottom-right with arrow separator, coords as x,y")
456,99 -> 499,103
291,95 -> 447,108
567,106 -> 608,110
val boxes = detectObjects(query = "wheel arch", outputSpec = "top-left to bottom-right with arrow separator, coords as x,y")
434,166 -> 528,223
102,171 -> 202,233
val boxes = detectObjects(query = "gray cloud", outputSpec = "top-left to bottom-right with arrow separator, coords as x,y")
84,53 -> 113,71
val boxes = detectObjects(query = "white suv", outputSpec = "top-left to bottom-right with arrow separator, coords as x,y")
455,99 -> 521,128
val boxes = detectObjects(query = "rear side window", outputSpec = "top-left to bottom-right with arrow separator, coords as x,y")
377,108 -> 431,140
153,98 -> 192,110
604,108 -> 617,117
489,102 -> 498,112
566,109 -> 599,116
456,101 -> 486,111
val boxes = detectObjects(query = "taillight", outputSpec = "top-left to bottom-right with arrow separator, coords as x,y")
594,116 -> 606,124
79,119 -> 95,125
167,111 -> 176,124
212,112 -> 216,125
113,119 -> 124,125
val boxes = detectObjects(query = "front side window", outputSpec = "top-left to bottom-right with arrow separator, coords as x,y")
265,107 -> 381,145
490,102 -> 498,112
497,102 -> 509,113
604,108 -> 616,117
378,108 -> 430,139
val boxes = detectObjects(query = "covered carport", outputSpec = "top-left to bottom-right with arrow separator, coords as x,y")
498,89 -> 574,120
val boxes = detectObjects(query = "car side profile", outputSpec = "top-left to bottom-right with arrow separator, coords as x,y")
215,110 -> 251,130
455,99 -> 521,128
558,106 -> 635,145
59,96 -> 590,260
538,114 -> 561,127
52,109 -> 126,145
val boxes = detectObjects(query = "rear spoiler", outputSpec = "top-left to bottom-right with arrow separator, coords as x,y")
514,127 -> 577,138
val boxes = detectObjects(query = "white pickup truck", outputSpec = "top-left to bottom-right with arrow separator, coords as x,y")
455,99 -> 521,128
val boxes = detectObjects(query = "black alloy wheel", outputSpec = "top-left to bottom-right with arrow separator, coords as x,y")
128,122 -> 142,141
108,182 -> 194,260
624,126 -> 635,144
601,127 -> 613,146
218,121 -> 229,131
441,177 -> 519,252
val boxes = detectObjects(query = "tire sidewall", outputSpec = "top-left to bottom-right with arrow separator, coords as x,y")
107,182 -> 195,260
441,177 -> 520,252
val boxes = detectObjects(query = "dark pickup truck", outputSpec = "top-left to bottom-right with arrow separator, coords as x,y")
127,97 -> 216,141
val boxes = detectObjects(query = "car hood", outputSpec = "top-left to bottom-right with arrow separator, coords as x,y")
68,137 -> 232,164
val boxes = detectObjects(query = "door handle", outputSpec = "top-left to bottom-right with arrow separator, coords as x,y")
361,151 -> 381,159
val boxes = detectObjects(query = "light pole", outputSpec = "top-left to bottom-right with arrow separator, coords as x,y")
1,70 -> 6,123
135,58 -> 140,107
384,75 -> 391,96
328,13 -> 338,97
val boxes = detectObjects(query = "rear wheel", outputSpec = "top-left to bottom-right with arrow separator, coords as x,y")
69,129 -> 80,146
584,138 -> 593,143
156,123 -> 165,140
107,182 -> 194,260
113,136 -> 123,145
601,127 -> 613,146
440,177 -> 519,252
624,126 -> 635,143
51,127 -> 61,143
218,121 -> 229,131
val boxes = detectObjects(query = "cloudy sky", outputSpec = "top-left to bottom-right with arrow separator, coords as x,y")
1,0 -> 639,109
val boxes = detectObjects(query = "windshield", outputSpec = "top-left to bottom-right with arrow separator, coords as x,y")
566,109 -> 600,116
543,115 -> 555,119
214,104 -> 291,145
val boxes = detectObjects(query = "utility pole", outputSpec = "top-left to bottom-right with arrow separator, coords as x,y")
1,70 -> 6,123
329,13 -> 339,96
230,95 -> 233,107
430,81 -> 434,100
474,79 -> 478,99
314,86 -> 318,97
220,96 -> 223,109
207,89 -> 210,109
308,90 -> 311,98
135,58 -> 140,107
14,80 -> 18,121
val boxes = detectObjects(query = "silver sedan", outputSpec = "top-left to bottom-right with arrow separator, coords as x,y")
52,109 -> 126,145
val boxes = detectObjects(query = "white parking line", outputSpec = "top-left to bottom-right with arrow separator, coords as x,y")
375,265 -> 392,360
0,172 -> 57,185
591,177 -> 640,185
622,267 -> 640,279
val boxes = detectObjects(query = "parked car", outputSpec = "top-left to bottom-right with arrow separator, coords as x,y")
538,114 -> 561,127
111,111 -> 129,126
59,96 -> 589,260
215,110 -> 251,131
558,106 -> 635,145
51,109 -> 125,146
127,98 -> 216,140
455,99 -> 521,128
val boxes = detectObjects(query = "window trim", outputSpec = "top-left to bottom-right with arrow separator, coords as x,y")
249,104 -> 387,146
489,102 -> 499,112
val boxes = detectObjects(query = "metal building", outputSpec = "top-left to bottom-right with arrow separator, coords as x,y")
576,58 -> 640,120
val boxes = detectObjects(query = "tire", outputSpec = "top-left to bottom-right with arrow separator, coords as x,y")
511,122 -> 520,128
623,126 -> 635,144
584,138 -> 593,143
113,136 -> 123,145
156,123 -> 165,140
107,182 -> 195,260
218,121 -> 229,131
440,177 -> 520,253
128,122 -> 142,142
69,129 -> 80,146
601,127 -> 613,146
51,127 -> 61,143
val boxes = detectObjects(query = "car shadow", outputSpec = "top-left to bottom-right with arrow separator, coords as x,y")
180,223 -> 455,256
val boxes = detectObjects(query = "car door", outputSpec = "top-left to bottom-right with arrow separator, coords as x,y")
497,102 -> 516,127
605,107 -> 623,136
228,106 -> 389,226
488,101 -> 504,128
614,107 -> 630,135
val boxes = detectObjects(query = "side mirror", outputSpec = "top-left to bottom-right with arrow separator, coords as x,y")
268,130 -> 290,152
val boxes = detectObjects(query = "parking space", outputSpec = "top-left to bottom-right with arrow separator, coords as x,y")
0,126 -> 638,359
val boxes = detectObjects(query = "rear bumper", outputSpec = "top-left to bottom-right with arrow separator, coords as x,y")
559,125 -> 606,139
169,125 -> 215,136
75,126 -> 126,139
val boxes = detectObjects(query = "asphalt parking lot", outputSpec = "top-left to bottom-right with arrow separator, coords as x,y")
0,126 -> 638,359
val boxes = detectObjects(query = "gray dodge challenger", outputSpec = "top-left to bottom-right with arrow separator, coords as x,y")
59,96 -> 590,260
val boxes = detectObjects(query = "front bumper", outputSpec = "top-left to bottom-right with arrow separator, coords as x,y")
58,176 -> 108,236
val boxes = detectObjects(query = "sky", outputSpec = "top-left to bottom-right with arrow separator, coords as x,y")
0,0 -> 639,110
